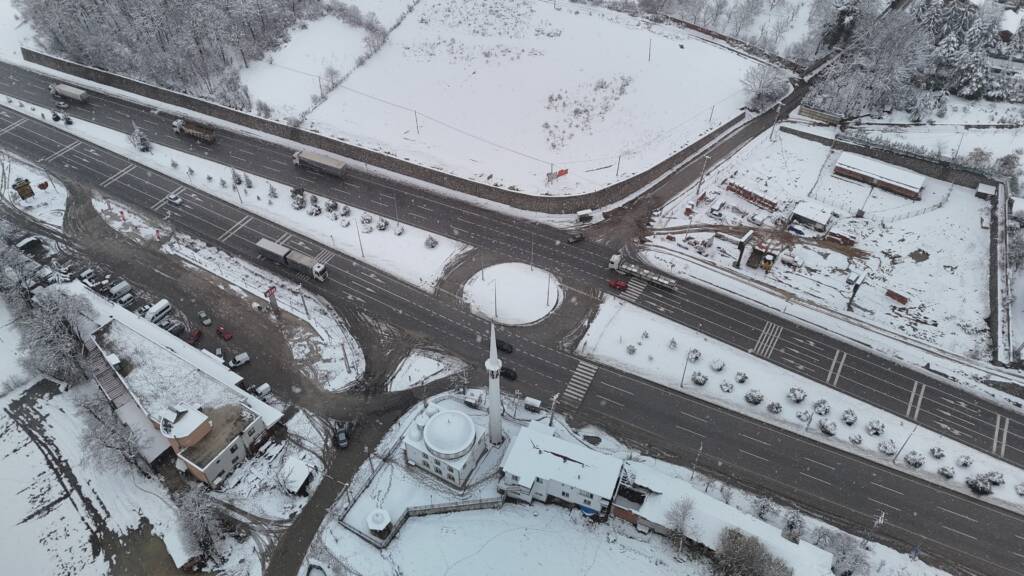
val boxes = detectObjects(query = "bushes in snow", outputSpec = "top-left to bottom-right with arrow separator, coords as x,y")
752,496 -> 777,520
744,390 -> 763,405
766,401 -> 782,414
903,451 -> 925,468
688,349 -> 702,362
849,434 -> 862,445
866,420 -> 885,436
710,359 -> 725,372
930,447 -> 945,460
966,473 -> 996,495
782,510 -> 804,543
840,409 -> 857,426
714,528 -> 793,576
720,381 -> 735,393
626,344 -> 637,355
1016,483 -> 1024,497
787,388 -> 806,403
818,419 -> 837,436
812,399 -> 830,416
692,371 -> 708,386
957,455 -> 973,468
878,439 -> 897,456
796,410 -> 811,422
735,371 -> 748,384
939,466 -> 956,479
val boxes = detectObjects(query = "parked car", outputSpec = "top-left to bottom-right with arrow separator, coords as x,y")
198,310 -> 212,326
496,339 -> 514,354
608,279 -> 628,291
164,321 -> 185,336
78,268 -> 95,282
167,193 -> 183,206
136,303 -> 152,316
333,421 -> 355,449
254,382 -> 272,398
216,325 -> 233,341
227,352 -> 250,368
116,293 -> 135,308
499,366 -> 518,381
186,329 -> 202,346
567,233 -> 584,244
54,101 -> 69,110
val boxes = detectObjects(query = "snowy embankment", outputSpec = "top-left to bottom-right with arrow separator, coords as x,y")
0,0 -> 37,60
387,348 -> 466,392
0,94 -> 470,293
303,0 -> 759,196
88,195 -> 366,393
0,151 -> 67,230
462,262 -> 562,326
0,298 -> 28,389
576,295 -> 1024,512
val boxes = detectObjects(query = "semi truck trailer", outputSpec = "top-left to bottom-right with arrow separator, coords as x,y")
48,83 -> 89,103
256,238 -> 328,282
293,149 -> 347,178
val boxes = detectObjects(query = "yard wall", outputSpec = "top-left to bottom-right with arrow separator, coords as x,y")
22,48 -> 747,214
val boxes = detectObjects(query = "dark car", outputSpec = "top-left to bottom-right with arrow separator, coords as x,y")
496,339 -> 514,354
499,366 -> 518,381
567,233 -> 584,244
186,329 -> 202,346
334,421 -> 355,449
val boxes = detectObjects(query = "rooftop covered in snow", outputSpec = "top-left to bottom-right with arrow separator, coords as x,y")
500,424 -> 623,501
833,152 -> 926,197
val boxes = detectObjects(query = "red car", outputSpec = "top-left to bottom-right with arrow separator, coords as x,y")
216,325 -> 234,341
608,279 -> 628,291
186,329 -> 202,346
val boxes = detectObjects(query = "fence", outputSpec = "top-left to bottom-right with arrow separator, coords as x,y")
662,15 -> 805,74
21,48 -> 747,214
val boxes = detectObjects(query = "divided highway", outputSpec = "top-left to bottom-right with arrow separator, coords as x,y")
2,93 -> 1024,576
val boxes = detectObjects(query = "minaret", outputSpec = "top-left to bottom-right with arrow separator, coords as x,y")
485,323 -> 503,445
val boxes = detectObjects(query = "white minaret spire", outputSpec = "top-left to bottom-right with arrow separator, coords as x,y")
485,323 -> 503,445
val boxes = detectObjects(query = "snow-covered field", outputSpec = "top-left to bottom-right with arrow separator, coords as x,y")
665,0 -> 816,58
241,0 -> 418,120
1,152 -> 67,230
462,262 -> 562,325
577,295 -> 1024,512
0,297 -> 27,388
0,93 -> 470,293
302,0 -> 760,196
0,0 -> 37,60
388,348 -> 466,392
647,127 -> 992,358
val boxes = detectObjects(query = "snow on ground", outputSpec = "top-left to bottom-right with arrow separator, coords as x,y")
1,152 -> 68,230
387,348 -> 467,392
304,0 -> 761,196
0,382 -> 196,575
0,296 -> 28,389
665,0 -> 816,58
462,262 -> 562,325
0,0 -> 37,60
577,295 -> 1024,513
647,127 -> 992,358
0,94 -> 471,294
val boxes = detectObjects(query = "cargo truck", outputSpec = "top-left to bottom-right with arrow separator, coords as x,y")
171,119 -> 216,144
256,238 -> 328,282
608,253 -> 677,290
48,83 -> 89,103
293,149 -> 346,178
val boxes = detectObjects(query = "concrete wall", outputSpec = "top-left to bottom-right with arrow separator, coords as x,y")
21,47 -> 746,214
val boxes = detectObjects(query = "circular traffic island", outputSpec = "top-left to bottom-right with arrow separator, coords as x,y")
462,262 -> 563,326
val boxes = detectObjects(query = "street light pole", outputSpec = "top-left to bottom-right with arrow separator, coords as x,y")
695,154 -> 711,198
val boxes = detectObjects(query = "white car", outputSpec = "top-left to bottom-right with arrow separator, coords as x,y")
166,193 -> 183,205
228,352 -> 250,368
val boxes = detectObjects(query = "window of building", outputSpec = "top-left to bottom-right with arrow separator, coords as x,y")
561,491 -> 570,498
510,474 -> 519,483
230,444 -> 238,454
247,428 -> 256,437
583,498 -> 592,505
231,455 -> 239,464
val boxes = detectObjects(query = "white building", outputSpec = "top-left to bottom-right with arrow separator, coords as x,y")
498,422 -> 623,516
404,405 -> 488,487
789,200 -> 834,232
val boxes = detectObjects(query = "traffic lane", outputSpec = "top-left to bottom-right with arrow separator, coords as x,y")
582,375 -> 1024,576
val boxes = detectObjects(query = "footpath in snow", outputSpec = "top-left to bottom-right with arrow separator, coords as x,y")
576,295 -> 1024,513
0,93 -> 471,294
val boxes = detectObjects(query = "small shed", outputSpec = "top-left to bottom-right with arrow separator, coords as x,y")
366,508 -> 393,539
976,183 -> 996,200
833,153 -> 925,200
790,200 -> 833,232
281,456 -> 314,496
12,177 -> 33,200
1000,9 -> 1022,42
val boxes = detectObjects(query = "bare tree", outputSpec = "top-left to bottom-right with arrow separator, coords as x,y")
811,527 -> 868,576
19,289 -> 95,383
665,497 -> 694,553
741,65 -> 789,111
752,495 -> 778,520
176,484 -> 230,560
78,393 -> 143,470
781,509 -> 804,543
715,528 -> 793,576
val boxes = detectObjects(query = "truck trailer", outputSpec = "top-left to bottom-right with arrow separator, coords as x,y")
293,149 -> 347,178
48,83 -> 89,103
608,253 -> 677,290
256,238 -> 328,282
171,119 -> 216,144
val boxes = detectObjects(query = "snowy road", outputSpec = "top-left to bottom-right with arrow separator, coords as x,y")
0,62 -> 1023,575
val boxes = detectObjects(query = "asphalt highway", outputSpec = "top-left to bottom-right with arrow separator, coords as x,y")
2,62 -> 1018,474
2,97 -> 1024,576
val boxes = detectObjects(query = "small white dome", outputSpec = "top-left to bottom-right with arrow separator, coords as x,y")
425,404 -> 440,417
366,508 -> 392,531
423,410 -> 476,460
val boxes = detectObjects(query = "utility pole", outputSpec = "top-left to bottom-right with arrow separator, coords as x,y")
414,110 -> 421,135
355,222 -> 365,258
690,441 -> 703,480
695,154 -> 711,197
769,103 -> 783,142
648,38 -> 652,62
548,393 -> 560,426
615,154 -> 622,177
679,352 -> 691,389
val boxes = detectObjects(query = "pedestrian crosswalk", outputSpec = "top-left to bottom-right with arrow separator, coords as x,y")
561,361 -> 599,411
620,279 -> 646,303
751,320 -> 783,358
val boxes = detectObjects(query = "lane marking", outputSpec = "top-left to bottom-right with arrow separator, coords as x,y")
942,525 -> 977,541
674,424 -> 706,439
739,433 -> 772,447
599,381 -> 635,397
99,164 -> 134,187
870,481 -> 904,496
906,381 -> 919,418
680,410 -> 708,423
0,117 -> 25,136
915,384 -> 926,421
217,215 -> 253,242
992,415 -> 1002,454
739,448 -> 770,463
825,349 -> 839,386
867,497 -> 901,512
936,506 -> 977,523
595,394 -> 623,407
830,351 -> 846,386
799,471 -> 831,486
40,139 -> 79,162
802,456 -> 836,471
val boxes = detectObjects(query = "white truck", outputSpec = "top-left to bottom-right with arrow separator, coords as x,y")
293,149 -> 347,178
256,238 -> 328,282
608,253 -> 677,290
48,83 -> 89,103
172,118 -> 216,144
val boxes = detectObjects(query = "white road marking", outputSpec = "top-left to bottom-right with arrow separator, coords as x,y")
942,526 -> 977,541
906,381 -> 919,418
680,410 -> 707,423
936,506 -> 977,523
674,424 -> 705,439
739,433 -> 772,447
738,449 -> 769,463
99,164 -> 134,187
799,472 -> 831,486
871,481 -> 904,496
802,456 -> 835,471
595,394 -> 623,407
867,497 -> 901,512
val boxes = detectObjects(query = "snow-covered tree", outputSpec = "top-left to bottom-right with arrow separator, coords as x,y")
715,528 -> 793,576
866,419 -> 885,436
19,290 -> 95,383
79,393 -> 142,470
812,399 -> 830,416
782,509 -> 804,543
767,401 -> 782,414
744,389 -> 764,405
818,419 -> 836,436
939,466 -> 956,479
957,455 -> 974,468
787,387 -> 807,403
878,439 -> 897,456
840,408 -> 857,426
176,484 -> 230,559
752,496 -> 778,519
741,64 -> 789,111
665,498 -> 694,553
903,451 -> 925,468
930,446 -> 946,459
